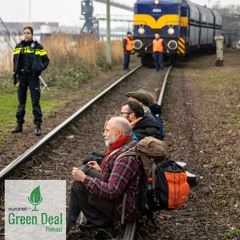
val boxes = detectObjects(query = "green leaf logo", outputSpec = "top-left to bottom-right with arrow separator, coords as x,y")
28,186 -> 43,211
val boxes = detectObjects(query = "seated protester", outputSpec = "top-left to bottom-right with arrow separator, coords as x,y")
125,90 -> 152,116
67,117 -> 142,238
120,101 -> 161,141
145,92 -> 165,141
125,90 -> 165,141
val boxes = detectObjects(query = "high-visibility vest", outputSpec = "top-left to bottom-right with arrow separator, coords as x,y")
153,38 -> 164,52
124,37 -> 134,51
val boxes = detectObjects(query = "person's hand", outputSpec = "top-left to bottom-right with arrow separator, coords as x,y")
144,47 -> 147,51
72,167 -> 86,182
13,73 -> 18,85
87,161 -> 101,172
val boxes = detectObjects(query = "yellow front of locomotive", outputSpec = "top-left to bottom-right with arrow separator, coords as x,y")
133,0 -> 188,63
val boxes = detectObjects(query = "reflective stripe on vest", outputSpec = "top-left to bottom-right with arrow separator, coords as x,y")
124,37 -> 133,51
153,39 -> 163,52
13,46 -> 47,56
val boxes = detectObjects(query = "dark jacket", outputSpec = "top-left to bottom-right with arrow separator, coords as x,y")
13,40 -> 49,76
132,115 -> 161,141
150,103 -> 165,141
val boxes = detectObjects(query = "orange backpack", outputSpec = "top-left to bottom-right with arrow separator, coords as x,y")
155,159 -> 190,209
135,137 -> 190,211
117,137 -> 191,227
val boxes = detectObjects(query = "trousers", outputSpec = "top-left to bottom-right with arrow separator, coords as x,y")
153,52 -> 164,70
16,74 -> 42,124
123,51 -> 131,70
67,165 -> 120,232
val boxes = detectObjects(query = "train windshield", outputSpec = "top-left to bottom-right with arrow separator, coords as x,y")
134,1 -> 179,18
134,0 -> 179,17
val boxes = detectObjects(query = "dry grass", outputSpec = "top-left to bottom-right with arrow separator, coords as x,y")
0,33 -> 124,87
42,33 -> 123,67
0,48 -> 13,72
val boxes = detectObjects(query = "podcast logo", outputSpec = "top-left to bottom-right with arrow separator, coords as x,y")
5,180 -> 66,240
28,186 -> 43,211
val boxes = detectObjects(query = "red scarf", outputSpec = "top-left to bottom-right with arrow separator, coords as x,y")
101,135 -> 131,170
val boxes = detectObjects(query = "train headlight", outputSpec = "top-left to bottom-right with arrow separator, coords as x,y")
133,40 -> 143,50
138,26 -> 145,35
167,40 -> 178,50
154,0 -> 159,4
167,27 -> 175,35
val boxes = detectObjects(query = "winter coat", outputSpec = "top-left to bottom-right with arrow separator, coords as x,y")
150,103 -> 165,140
13,40 -> 49,76
132,115 -> 161,141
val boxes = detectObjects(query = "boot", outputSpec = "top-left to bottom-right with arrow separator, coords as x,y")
35,122 -> 42,136
11,123 -> 23,133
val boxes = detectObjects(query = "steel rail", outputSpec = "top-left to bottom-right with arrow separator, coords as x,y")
0,65 -> 142,181
123,221 -> 137,240
123,65 -> 173,240
157,65 -> 172,106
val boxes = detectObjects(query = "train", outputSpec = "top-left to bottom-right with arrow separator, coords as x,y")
133,0 -> 222,65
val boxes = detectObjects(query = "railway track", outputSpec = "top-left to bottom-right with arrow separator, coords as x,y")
0,65 -> 142,181
0,65 -> 172,239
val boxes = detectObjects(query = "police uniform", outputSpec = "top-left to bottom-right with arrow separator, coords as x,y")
12,39 -> 49,135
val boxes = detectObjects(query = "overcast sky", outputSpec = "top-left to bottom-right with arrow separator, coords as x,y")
0,0 -> 238,27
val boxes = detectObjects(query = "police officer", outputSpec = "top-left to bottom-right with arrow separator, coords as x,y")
123,32 -> 134,71
12,26 -> 49,136
145,33 -> 168,71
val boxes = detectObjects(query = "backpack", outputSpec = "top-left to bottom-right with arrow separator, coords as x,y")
83,152 -> 105,165
118,136 -> 190,226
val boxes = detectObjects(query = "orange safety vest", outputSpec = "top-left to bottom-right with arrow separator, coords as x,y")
124,37 -> 134,51
153,38 -> 164,52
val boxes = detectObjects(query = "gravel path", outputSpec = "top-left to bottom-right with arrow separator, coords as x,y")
1,50 -> 239,240
0,66 -> 165,239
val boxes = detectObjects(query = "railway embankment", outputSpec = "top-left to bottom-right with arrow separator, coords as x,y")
0,49 -> 239,239
158,49 -> 240,239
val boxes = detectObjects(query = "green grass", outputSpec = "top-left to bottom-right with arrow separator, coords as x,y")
219,228 -> 240,239
221,112 -> 240,130
0,86 -> 65,134
0,87 -> 19,126
210,160 -> 222,169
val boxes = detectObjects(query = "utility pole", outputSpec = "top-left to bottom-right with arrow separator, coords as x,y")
29,0 -> 31,22
106,0 -> 112,64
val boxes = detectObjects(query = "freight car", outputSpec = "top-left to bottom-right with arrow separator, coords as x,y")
133,0 -> 222,65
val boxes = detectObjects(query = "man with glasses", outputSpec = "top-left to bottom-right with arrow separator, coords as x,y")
120,101 -> 161,141
125,90 -> 165,141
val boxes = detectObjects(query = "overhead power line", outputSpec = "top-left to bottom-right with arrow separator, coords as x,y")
94,0 -> 133,11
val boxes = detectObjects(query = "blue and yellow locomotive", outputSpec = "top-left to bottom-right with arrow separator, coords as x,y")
133,0 -> 222,64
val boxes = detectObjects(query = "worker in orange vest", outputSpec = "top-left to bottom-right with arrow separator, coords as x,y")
123,32 -> 134,71
145,33 -> 167,71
